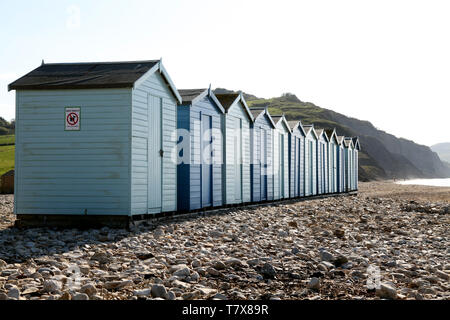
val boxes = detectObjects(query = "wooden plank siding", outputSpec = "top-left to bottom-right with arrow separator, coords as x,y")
223,101 -> 251,205
15,89 -> 132,215
289,124 -> 305,198
250,112 -> 274,202
131,71 -> 178,215
177,95 -> 223,211
305,130 -> 317,196
273,119 -> 290,200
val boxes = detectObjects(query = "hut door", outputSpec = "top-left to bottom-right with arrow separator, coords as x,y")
260,128 -> 267,201
309,141 -> 313,195
148,95 -> 162,212
234,118 -> 242,201
280,134 -> 284,198
201,114 -> 212,207
295,137 -> 299,197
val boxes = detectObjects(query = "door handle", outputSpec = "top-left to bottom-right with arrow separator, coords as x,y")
159,149 -> 164,157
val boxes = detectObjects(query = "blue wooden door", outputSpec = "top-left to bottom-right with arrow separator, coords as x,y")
260,128 -> 267,200
201,114 -> 212,207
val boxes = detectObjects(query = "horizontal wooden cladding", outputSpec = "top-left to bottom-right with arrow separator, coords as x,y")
131,70 -> 178,215
15,89 -> 132,216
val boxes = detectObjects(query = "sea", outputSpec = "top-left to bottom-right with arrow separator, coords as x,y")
396,178 -> 450,187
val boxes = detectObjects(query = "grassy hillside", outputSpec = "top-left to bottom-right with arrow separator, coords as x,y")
0,145 -> 14,176
0,118 -> 16,176
242,93 -> 385,181
0,135 -> 15,146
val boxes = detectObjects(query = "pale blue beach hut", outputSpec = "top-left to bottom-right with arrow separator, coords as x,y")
9,60 -> 181,226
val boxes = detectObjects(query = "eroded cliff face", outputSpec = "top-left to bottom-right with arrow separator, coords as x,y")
327,111 -> 450,179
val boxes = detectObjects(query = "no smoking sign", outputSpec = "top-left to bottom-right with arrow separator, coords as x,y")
65,107 -> 81,131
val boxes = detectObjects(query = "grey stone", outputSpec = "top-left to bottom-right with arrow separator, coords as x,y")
376,283 -> 397,300
319,250 -> 335,262
151,284 -> 167,298
133,288 -> 152,297
7,286 -> 20,299
80,284 -> 97,297
261,263 -> 276,279
43,280 -> 62,293
307,277 -> 320,290
72,293 -> 89,300
173,267 -> 191,278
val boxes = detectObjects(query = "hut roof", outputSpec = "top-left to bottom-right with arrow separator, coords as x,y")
1,170 -> 14,177
215,93 -> 240,110
178,89 -> 207,102
215,93 -> 253,121
287,120 -> 307,136
352,137 -> 361,150
178,88 -> 225,113
9,60 -> 159,90
249,107 -> 265,119
303,125 -> 318,139
8,59 -> 182,103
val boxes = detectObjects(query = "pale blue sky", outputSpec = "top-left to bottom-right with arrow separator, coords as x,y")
1,0 -> 449,146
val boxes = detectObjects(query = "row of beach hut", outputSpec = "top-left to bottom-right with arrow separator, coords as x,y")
8,59 -> 360,225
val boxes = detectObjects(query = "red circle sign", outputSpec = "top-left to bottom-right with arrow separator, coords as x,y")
67,112 -> 79,125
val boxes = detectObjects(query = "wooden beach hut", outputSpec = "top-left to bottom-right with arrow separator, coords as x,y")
315,129 -> 329,195
271,115 -> 291,200
215,93 -> 253,205
352,137 -> 361,191
177,88 -> 225,211
8,60 -> 181,226
336,136 -> 345,193
303,125 -> 318,196
343,138 -> 354,192
325,129 -> 339,194
288,120 -> 306,198
250,107 -> 276,202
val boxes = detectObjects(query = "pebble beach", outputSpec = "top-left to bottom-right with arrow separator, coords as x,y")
0,181 -> 448,300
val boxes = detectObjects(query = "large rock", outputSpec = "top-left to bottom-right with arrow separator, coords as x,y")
151,284 -> 168,298
7,286 -> 20,299
173,267 -> 191,278
307,277 -> 320,290
103,280 -> 133,290
43,280 -> 62,293
0,259 -> 7,270
133,288 -> 152,297
72,293 -> 89,300
260,263 -> 276,279
90,252 -> 112,264
80,284 -> 97,297
319,250 -> 335,262
376,283 -> 397,300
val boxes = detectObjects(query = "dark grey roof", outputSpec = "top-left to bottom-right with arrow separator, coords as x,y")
325,129 -> 335,139
1,170 -> 14,177
8,60 -> 159,91
178,89 -> 207,103
215,93 -> 240,111
343,139 -> 352,147
287,120 -> 299,129
249,107 -> 265,119
271,115 -> 282,123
